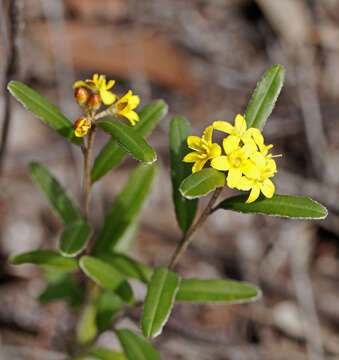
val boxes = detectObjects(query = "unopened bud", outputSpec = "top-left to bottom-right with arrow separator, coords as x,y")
74,87 -> 89,105
88,93 -> 101,110
74,117 -> 91,137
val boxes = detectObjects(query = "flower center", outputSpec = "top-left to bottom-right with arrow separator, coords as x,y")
117,102 -> 128,111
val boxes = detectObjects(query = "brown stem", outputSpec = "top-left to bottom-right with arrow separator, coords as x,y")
82,125 -> 96,221
168,187 -> 222,270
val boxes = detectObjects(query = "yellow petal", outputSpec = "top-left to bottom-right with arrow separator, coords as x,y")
261,179 -> 275,198
227,167 -> 242,188
73,80 -> 90,89
236,176 -> 253,191
242,160 -> 260,179
183,152 -> 202,163
93,74 -> 99,82
124,111 -> 139,126
266,158 -> 277,173
209,143 -> 222,158
129,94 -> 140,109
223,135 -> 240,155
246,184 -> 260,203
118,90 -> 132,104
250,152 -> 265,169
100,89 -> 116,105
213,121 -> 234,134
201,126 -> 213,143
187,136 -> 202,151
246,128 -> 264,145
234,114 -> 247,135
211,156 -> 230,171
192,159 -> 207,173
242,142 -> 257,157
106,80 -> 115,90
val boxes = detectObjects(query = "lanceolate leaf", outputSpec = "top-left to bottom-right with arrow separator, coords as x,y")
29,162 -> 82,225
98,253 -> 153,284
94,164 -> 157,254
215,194 -> 328,219
91,100 -> 167,182
179,168 -> 225,199
60,221 -> 92,257
141,268 -> 180,338
79,256 -> 125,291
170,116 -> 198,232
77,303 -> 98,344
10,250 -> 77,271
245,64 -> 285,130
39,273 -> 83,308
97,120 -> 156,164
114,216 -> 140,254
88,348 -> 127,360
95,291 -> 123,331
176,279 -> 261,303
115,280 -> 135,305
116,329 -> 162,360
7,81 -> 82,145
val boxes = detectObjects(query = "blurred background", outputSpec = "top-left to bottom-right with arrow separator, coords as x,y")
1,0 -> 339,359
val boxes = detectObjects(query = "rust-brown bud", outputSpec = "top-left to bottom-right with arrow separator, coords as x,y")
88,93 -> 101,110
74,87 -> 89,105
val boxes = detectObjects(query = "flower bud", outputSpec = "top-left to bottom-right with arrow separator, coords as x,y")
88,93 -> 101,110
74,117 -> 91,137
74,87 -> 89,105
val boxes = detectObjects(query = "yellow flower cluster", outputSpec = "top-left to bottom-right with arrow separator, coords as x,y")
183,114 -> 278,203
73,74 -> 140,137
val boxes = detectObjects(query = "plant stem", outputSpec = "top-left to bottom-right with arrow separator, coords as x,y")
82,125 -> 96,221
168,187 -> 222,270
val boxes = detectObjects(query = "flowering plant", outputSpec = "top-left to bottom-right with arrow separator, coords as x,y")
7,65 -> 327,359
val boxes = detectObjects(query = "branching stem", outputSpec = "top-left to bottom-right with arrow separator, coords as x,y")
168,187 -> 222,270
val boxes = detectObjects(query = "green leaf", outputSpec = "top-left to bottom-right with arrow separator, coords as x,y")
95,291 -> 123,331
88,348 -> 127,360
7,81 -> 82,145
79,256 -> 125,291
77,303 -> 98,344
116,329 -> 162,360
98,253 -> 153,284
176,279 -> 261,303
216,194 -> 328,219
141,268 -> 180,338
94,164 -> 157,254
29,162 -> 82,225
170,116 -> 198,232
179,168 -> 225,199
39,273 -> 83,308
91,100 -> 167,182
60,221 -> 92,257
97,120 -> 156,164
115,280 -> 135,305
114,216 -> 140,254
245,64 -> 285,130
10,250 -> 77,271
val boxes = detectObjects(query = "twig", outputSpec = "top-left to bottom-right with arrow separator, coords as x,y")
168,187 -> 222,270
82,126 -> 96,221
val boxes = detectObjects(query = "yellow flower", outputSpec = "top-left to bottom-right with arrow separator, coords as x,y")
74,117 -> 91,137
183,126 -> 221,173
73,74 -> 116,105
212,114 -> 250,147
114,90 -> 140,126
211,136 -> 259,188
237,152 -> 277,203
